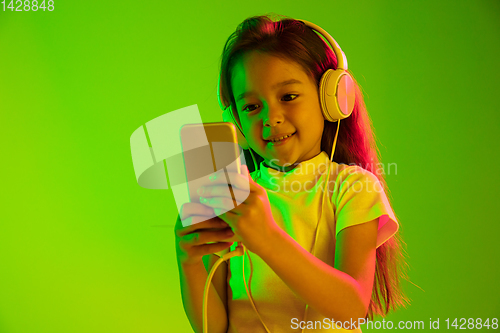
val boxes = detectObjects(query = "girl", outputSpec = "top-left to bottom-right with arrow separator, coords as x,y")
175,14 -> 408,333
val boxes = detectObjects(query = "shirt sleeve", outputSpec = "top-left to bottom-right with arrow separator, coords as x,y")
332,165 -> 399,248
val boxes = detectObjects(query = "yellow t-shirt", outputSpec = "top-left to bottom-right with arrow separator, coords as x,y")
226,151 -> 399,333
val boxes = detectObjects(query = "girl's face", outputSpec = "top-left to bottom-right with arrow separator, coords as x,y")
231,51 -> 325,171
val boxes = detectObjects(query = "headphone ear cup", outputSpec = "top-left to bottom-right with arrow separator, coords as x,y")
222,107 -> 250,150
319,69 -> 356,122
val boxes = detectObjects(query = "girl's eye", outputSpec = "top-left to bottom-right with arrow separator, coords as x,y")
242,104 -> 259,112
282,94 -> 298,102
241,94 -> 298,112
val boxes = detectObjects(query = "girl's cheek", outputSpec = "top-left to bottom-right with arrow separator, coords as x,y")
250,124 -> 263,142
241,120 -> 256,137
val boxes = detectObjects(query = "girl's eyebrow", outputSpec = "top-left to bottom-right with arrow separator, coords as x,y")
236,79 -> 303,101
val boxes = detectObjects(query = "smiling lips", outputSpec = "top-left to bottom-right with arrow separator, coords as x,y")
265,132 -> 296,142
266,132 -> 296,146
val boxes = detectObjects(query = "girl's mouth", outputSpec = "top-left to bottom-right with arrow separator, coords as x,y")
266,132 -> 296,146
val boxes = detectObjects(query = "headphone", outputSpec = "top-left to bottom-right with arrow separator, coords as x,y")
204,18 -> 356,333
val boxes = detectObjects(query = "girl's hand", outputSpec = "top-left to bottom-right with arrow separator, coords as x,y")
174,202 -> 235,267
197,165 -> 280,254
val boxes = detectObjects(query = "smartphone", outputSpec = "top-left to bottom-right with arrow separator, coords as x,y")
180,122 -> 244,245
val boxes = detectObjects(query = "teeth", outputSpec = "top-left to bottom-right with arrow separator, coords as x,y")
270,133 -> 293,142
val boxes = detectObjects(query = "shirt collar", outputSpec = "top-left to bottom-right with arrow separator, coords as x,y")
255,151 -> 333,187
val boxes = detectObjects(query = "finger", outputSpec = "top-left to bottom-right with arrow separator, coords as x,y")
200,196 -> 243,212
176,216 -> 227,237
198,185 -> 249,205
192,242 -> 235,257
178,215 -> 216,230
241,164 -> 250,177
209,169 -> 251,192
184,228 -> 235,246
213,207 -> 239,218
174,213 -> 185,235
180,202 -> 216,221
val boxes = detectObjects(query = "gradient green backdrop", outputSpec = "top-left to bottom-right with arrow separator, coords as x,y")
1,0 -> 499,332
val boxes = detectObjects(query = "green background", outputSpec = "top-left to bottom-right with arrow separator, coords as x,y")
1,0 -> 499,332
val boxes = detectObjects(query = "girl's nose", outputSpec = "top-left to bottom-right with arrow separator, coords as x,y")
263,106 -> 284,127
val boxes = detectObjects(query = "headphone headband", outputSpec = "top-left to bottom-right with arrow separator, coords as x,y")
296,19 -> 348,71
217,18 -> 347,110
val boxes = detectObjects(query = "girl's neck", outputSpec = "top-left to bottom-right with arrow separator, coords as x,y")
263,161 -> 300,173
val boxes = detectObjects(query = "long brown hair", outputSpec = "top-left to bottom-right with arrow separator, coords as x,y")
219,13 -> 409,319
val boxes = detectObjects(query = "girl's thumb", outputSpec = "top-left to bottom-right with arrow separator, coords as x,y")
241,164 -> 250,177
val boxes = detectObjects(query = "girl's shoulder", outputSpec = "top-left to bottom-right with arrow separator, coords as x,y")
328,161 -> 350,178
331,161 -> 377,179
327,161 -> 365,183
327,161 -> 381,194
